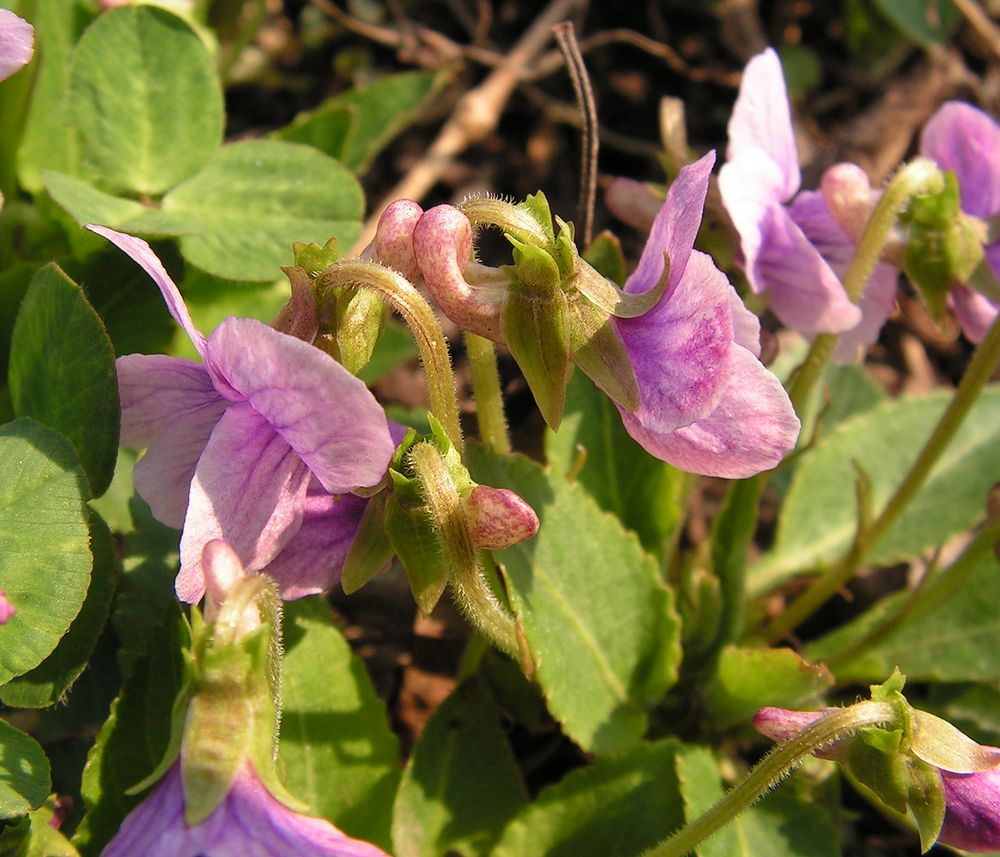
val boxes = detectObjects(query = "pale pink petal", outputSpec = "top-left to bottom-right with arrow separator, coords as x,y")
88,226 -> 207,357
176,403 -> 311,603
205,317 -> 394,494
625,151 -> 716,301
261,481 -> 368,599
132,395 -> 230,529
605,177 -> 662,232
718,148 -> 791,294
0,10 -> 33,83
920,101 -> 1000,219
950,285 -> 999,344
116,354 -> 222,448
616,251 -> 733,435
726,47 -> 800,202
104,764 -> 390,857
729,290 -> 762,357
622,345 -> 800,478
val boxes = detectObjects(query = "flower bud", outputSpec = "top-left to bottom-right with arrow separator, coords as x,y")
466,485 -> 539,550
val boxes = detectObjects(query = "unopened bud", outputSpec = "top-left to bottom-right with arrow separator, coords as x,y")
466,485 -> 539,550
363,199 -> 423,282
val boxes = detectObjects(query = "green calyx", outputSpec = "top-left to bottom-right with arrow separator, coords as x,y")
293,236 -> 342,276
903,172 -> 986,320
317,285 -> 387,376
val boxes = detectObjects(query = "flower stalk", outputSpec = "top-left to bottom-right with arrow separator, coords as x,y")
465,331 -> 511,454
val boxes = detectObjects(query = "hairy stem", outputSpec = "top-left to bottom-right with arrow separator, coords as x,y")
465,332 -> 511,454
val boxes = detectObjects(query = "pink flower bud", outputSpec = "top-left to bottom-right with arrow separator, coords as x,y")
820,162 -> 877,244
0,589 -> 14,624
364,199 -> 423,282
466,485 -> 539,550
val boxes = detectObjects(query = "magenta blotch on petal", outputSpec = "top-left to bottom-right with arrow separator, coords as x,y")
92,226 -> 395,602
102,764 -> 390,857
0,590 -> 14,624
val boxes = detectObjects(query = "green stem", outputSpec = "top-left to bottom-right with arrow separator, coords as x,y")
321,261 -> 464,453
644,701 -> 895,857
762,309 -> 1000,643
465,332 -> 511,454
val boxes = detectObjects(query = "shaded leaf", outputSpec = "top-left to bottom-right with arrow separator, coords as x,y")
0,722 -> 50,821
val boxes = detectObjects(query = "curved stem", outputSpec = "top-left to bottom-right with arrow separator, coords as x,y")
763,309 -> 1000,643
465,332 -> 511,454
320,261 -> 464,452
644,701 -> 895,857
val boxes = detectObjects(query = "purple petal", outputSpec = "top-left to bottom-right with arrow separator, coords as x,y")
950,285 -> 999,344
624,151 -> 715,301
728,290 -> 762,357
939,765 -> 1000,852
88,226 -> 207,357
617,251 -> 734,435
622,345 -> 800,478
726,48 -> 800,202
117,354 -> 222,448
261,481 -> 368,600
177,403 -> 311,603
104,764 -> 391,857
0,10 -> 33,83
920,101 -> 1000,219
205,317 -> 394,493
605,177 -> 662,232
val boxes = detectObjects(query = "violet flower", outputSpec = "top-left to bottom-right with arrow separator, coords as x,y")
102,762 -> 389,857
91,226 -> 395,602
919,100 -> 1000,342
719,48 -> 862,338
0,589 -> 14,624
613,152 -> 800,477
415,154 -> 800,478
755,705 -> 1000,852
0,9 -> 33,84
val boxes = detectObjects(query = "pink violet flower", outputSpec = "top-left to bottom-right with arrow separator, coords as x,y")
0,589 -> 14,624
0,9 -> 33,84
101,760 -> 390,857
719,48 -> 862,338
755,705 -> 1000,852
920,100 -> 1000,343
90,226 -> 395,603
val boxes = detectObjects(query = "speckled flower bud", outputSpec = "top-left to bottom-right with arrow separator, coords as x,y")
466,485 -> 539,551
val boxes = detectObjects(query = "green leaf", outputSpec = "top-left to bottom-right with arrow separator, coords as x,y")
0,797 -> 78,856
702,646 -> 834,730
16,0 -> 95,193
112,497 -> 179,679
467,443 -> 681,755
125,140 -> 364,282
392,678 -> 526,857
277,70 -> 446,173
492,739 -> 685,857
0,721 -> 50,820
547,370 -> 682,559
750,389 -> 1000,595
0,511 -> 117,708
72,604 -> 186,857
8,264 -> 120,496
278,598 -> 400,851
805,547 -> 1000,682
68,4 -> 223,194
872,0 -> 959,48
0,419 -> 91,686
43,171 -> 146,229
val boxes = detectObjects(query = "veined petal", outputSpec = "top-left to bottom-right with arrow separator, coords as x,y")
729,290 -> 762,357
726,47 -> 800,202
0,9 -> 33,82
718,148 -> 791,294
616,251 -> 734,435
920,101 -> 1000,219
88,226 -> 207,357
622,345 -> 800,478
104,764 -> 391,857
262,481 -> 368,600
624,151 -> 715,300
133,395 -> 230,530
117,354 -> 222,448
206,317 -> 394,493
177,403 -> 311,603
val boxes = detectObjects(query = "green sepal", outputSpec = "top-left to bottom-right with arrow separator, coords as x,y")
571,253 -> 670,319
427,413 -> 475,497
565,288 -> 640,412
870,667 -> 908,710
341,489 -> 394,594
320,286 -> 387,375
583,231 -> 627,285
843,728 -> 909,814
903,172 -> 985,319
905,754 -> 946,853
293,236 -> 342,277
181,622 -> 273,824
908,708 -> 1000,773
385,469 -> 449,615
552,216 -> 577,279
519,192 -> 557,244
502,239 -> 570,429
